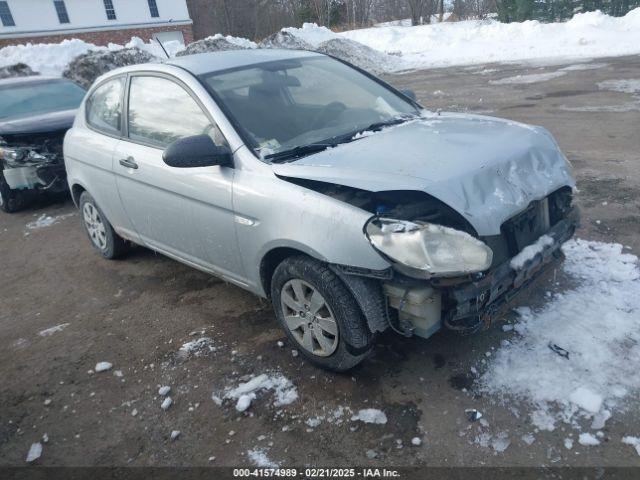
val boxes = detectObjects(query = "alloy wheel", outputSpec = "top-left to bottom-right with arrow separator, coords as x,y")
83,202 -> 107,251
280,279 -> 339,357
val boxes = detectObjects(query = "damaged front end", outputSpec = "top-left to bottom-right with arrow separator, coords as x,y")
0,133 -> 68,211
294,180 -> 579,339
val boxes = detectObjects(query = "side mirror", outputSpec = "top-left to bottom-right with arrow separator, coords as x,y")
162,135 -> 232,168
400,89 -> 417,101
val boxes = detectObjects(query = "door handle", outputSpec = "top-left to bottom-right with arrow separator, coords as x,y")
119,157 -> 138,169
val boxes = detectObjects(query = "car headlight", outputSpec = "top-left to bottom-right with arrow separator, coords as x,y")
0,146 -> 47,164
365,217 -> 493,277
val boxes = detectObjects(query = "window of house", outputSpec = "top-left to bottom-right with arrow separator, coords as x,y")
86,77 -> 125,135
147,0 -> 159,18
127,76 -> 217,148
0,1 -> 15,27
103,0 -> 116,20
53,0 -> 70,24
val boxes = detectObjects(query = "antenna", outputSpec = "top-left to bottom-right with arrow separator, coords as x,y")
155,37 -> 170,59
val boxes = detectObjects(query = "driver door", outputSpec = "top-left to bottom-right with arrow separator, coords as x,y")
114,74 -> 244,281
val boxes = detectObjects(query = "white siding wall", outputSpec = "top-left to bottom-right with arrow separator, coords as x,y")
0,0 -> 191,35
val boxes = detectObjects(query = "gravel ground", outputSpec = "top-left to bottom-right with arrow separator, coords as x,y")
0,55 -> 639,468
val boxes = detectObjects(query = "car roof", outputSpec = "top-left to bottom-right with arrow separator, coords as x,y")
167,49 -> 324,76
0,75 -> 76,88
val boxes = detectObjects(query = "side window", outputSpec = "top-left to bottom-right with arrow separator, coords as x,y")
86,77 -> 124,135
127,76 -> 223,148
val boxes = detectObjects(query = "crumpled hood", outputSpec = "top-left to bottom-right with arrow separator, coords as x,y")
272,113 -> 575,236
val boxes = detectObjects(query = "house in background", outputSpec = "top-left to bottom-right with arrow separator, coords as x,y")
0,0 -> 193,48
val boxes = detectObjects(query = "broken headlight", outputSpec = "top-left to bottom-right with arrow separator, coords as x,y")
365,217 -> 493,277
0,146 -> 48,165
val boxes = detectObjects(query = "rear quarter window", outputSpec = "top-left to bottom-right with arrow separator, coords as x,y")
86,77 -> 125,135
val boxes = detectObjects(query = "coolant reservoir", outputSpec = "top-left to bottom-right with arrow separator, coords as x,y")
383,284 -> 442,339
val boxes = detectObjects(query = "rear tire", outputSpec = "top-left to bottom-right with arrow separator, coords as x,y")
0,170 -> 27,213
79,191 -> 129,259
271,255 -> 373,372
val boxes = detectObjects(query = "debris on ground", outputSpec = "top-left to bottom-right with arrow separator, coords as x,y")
351,408 -> 387,425
63,48 -> 157,88
547,343 -> 570,359
411,437 -> 422,446
94,362 -> 112,373
465,409 -> 483,422
0,63 -> 38,79
26,443 -> 42,463
158,386 -> 171,397
521,434 -> 535,445
366,449 -> 378,459
170,430 -> 181,441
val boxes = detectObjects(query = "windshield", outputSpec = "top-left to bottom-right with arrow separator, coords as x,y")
0,79 -> 86,121
200,56 -> 420,161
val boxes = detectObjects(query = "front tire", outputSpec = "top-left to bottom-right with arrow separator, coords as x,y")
271,256 -> 373,372
79,191 -> 129,259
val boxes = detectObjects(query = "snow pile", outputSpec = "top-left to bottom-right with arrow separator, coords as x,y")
63,47 -> 158,88
315,38 -> 400,75
0,36 -> 177,79
217,373 -> 298,412
259,31 -> 312,50
481,239 -> 640,429
490,71 -> 567,85
351,408 -> 388,424
176,34 -> 255,57
0,63 -> 38,79
597,79 -> 640,95
623,436 -> 640,456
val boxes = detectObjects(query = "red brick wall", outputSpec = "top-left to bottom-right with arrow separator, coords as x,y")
0,24 -> 193,49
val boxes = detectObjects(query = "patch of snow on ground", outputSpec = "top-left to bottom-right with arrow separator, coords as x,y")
597,79 -> 640,95
26,442 -> 42,463
481,239 -> 640,429
622,436 -> 640,456
578,432 -> 600,446
178,337 -> 215,357
221,373 -> 298,411
560,62 -> 608,71
490,71 -> 567,85
247,449 -> 280,468
351,408 -> 387,424
26,213 -> 74,231
38,323 -> 70,337
94,362 -> 112,373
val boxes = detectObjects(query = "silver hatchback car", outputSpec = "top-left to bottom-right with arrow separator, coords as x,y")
64,49 -> 579,371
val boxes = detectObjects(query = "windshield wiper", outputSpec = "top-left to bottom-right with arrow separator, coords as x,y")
265,143 -> 335,163
330,115 -> 417,146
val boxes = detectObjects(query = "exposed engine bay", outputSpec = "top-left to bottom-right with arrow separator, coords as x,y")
0,133 -> 68,212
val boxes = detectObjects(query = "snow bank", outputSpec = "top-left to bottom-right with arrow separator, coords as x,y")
481,239 -> 640,429
0,36 -> 181,78
286,8 -> 640,72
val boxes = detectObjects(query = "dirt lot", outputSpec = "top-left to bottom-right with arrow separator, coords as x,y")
1,55 -> 639,468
